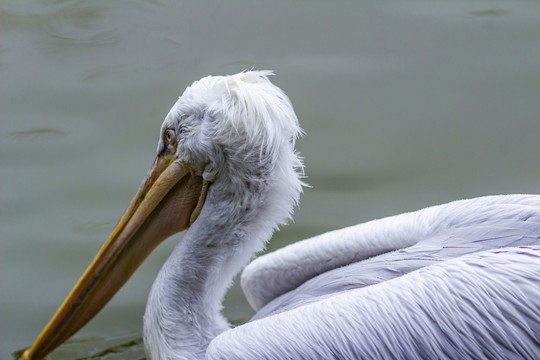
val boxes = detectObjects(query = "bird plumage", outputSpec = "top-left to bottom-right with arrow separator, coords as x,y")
245,194 -> 540,317
213,246 -> 540,359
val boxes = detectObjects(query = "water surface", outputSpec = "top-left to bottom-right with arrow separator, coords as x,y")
2,1 -> 540,358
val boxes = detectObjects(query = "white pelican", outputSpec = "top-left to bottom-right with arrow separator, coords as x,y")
23,71 -> 540,360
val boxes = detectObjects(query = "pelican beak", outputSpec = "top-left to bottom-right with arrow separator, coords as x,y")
22,154 -> 208,360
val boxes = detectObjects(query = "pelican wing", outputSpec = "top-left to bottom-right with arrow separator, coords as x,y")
212,246 -> 540,359
254,220 -> 540,320
242,195 -> 540,311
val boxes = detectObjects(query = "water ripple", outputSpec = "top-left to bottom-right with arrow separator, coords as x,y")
8,128 -> 68,140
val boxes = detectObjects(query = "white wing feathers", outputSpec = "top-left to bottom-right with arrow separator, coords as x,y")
242,195 -> 540,312
241,213 -> 419,311
212,246 -> 540,360
253,219 -> 540,321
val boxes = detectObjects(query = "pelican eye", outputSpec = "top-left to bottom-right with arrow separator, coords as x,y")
165,129 -> 176,146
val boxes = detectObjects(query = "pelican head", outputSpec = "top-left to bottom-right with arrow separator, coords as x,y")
23,70 -> 304,360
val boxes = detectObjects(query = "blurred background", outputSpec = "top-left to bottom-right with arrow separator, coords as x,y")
2,0 -> 540,358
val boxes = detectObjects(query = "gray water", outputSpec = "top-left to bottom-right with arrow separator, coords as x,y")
2,1 -> 540,359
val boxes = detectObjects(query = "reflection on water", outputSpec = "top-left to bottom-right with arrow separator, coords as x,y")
2,0 -> 540,359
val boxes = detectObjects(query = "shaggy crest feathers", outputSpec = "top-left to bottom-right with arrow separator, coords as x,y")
181,70 -> 302,158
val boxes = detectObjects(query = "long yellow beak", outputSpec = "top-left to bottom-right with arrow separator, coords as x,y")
22,154 -> 208,360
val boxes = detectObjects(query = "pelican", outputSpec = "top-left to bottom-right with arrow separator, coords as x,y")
23,71 -> 540,360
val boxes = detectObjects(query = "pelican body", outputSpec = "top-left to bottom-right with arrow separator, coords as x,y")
23,71 -> 540,360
